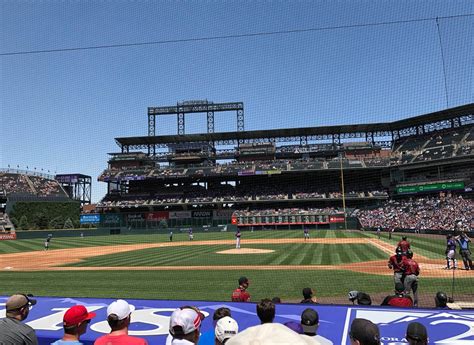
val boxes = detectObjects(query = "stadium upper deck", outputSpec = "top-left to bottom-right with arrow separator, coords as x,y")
97,103 -> 473,210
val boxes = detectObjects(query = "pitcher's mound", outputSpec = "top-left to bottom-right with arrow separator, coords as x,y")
217,248 -> 275,254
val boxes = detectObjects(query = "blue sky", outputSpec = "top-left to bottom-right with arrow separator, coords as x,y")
1,1 -> 472,202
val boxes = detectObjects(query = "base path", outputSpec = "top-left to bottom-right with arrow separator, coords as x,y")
0,238 -> 469,278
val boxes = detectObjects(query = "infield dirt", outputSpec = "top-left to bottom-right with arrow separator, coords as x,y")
0,238 -> 469,277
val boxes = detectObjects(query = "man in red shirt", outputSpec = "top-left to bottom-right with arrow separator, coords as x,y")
388,251 -> 406,285
403,250 -> 420,307
231,276 -> 251,302
94,299 -> 147,345
381,282 -> 413,307
397,236 -> 411,255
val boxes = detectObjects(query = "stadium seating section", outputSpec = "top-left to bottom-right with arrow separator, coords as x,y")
0,172 -> 68,197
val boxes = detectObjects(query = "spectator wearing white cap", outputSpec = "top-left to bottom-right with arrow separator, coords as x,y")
169,306 -> 205,345
0,293 -> 38,345
197,307 -> 232,345
94,299 -> 147,345
215,316 -> 238,344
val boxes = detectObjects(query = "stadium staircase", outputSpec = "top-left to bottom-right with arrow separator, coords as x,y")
460,130 -> 472,143
24,175 -> 37,194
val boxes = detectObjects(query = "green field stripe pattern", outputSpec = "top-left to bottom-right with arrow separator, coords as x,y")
1,270 -> 473,302
0,230 -> 370,254
365,232 -> 446,259
64,243 -> 386,267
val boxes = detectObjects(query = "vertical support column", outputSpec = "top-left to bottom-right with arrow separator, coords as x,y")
177,112 -> 185,135
237,109 -> 245,131
148,114 -> 155,137
207,111 -> 215,133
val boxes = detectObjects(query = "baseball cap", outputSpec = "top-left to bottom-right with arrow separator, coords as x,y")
356,292 -> 372,306
349,318 -> 380,345
107,299 -> 135,320
435,291 -> 448,306
63,305 -> 96,326
300,308 -> 319,333
395,282 -> 405,293
238,277 -> 249,285
348,291 -> 359,301
302,288 -> 313,299
215,316 -> 239,342
406,322 -> 428,342
170,307 -> 204,336
6,294 -> 37,312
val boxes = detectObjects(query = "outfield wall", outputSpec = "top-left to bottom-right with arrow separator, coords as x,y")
0,296 -> 472,344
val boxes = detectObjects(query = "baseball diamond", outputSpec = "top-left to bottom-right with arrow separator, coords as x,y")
0,230 -> 473,307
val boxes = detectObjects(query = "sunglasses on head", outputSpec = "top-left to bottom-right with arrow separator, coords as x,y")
18,294 -> 34,310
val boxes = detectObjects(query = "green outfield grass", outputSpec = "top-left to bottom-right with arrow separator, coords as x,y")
1,230 -> 470,305
0,229 -> 370,254
0,270 -> 472,303
366,231 -> 447,259
64,243 -> 386,267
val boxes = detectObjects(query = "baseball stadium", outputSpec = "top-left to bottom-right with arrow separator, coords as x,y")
2,3 -> 474,344
1,101 -> 474,343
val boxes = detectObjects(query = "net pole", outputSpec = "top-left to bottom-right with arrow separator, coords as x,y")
340,155 -> 347,230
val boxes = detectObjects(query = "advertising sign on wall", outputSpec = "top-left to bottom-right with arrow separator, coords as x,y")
127,213 -> 145,222
397,181 -> 465,194
102,214 -> 121,225
169,211 -> 192,219
80,214 -> 101,224
191,211 -> 212,218
146,211 -> 169,221
213,209 -> 234,219
0,233 -> 16,240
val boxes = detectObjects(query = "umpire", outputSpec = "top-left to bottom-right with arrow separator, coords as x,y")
456,232 -> 473,270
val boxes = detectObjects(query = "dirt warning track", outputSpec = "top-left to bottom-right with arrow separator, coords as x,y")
0,238 -> 469,277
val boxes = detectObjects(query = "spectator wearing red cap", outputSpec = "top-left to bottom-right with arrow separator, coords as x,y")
51,305 -> 96,344
94,299 -> 147,345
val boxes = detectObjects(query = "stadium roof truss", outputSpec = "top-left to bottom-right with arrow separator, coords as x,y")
116,103 -> 473,156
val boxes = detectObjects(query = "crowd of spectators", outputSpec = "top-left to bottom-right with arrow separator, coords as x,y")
233,207 -> 340,218
392,126 -> 473,165
0,172 -> 66,197
0,173 -> 32,195
97,183 -> 388,208
28,175 -> 67,196
2,282 -> 449,345
356,194 -> 474,231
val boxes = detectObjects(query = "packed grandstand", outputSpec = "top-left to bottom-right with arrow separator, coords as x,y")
88,102 -> 474,233
1,103 -> 473,233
